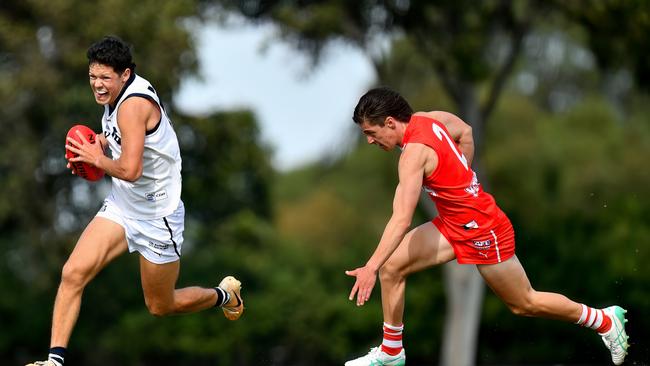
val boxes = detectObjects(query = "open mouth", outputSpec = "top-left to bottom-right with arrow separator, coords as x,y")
95,90 -> 108,99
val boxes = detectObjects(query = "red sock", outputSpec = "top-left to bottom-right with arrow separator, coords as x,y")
596,313 -> 612,334
381,323 -> 403,356
576,304 -> 612,333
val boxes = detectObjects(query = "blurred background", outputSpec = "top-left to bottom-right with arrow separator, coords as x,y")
1,0 -> 648,365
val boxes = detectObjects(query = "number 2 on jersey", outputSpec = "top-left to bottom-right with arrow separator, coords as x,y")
432,123 -> 469,170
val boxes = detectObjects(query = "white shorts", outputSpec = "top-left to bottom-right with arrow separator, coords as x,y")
96,194 -> 185,264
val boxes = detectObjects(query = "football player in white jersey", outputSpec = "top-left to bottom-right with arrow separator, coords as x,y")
26,36 -> 244,366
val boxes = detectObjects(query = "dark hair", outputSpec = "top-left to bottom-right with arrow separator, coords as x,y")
87,35 -> 136,73
352,87 -> 413,126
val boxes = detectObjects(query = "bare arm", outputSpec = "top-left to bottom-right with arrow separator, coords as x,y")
67,97 -> 158,182
365,144 -> 427,270
346,143 -> 436,305
415,111 -> 475,166
98,98 -> 149,181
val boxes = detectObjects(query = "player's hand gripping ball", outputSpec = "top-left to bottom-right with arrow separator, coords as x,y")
65,124 -> 105,181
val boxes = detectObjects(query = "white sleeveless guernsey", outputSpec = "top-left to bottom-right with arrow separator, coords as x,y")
101,74 -> 182,219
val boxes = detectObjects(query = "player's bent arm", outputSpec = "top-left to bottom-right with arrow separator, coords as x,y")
365,144 -> 430,271
95,98 -> 150,182
416,110 -> 475,166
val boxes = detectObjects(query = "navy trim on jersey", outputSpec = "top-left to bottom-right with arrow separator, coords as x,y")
146,85 -> 167,111
146,120 -> 162,136
123,93 -> 162,135
163,217 -> 181,257
108,72 -> 136,115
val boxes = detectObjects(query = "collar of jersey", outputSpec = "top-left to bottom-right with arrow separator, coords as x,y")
108,72 -> 137,115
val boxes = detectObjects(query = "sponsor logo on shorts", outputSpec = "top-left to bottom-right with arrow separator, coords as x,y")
145,190 -> 168,202
474,239 -> 491,259
473,239 -> 491,249
148,241 -> 170,250
99,200 -> 108,212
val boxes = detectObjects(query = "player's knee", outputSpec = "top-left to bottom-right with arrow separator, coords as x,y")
507,293 -> 540,317
144,292 -> 178,317
60,261 -> 93,290
508,303 -> 534,317
145,300 -> 173,317
379,261 -> 404,283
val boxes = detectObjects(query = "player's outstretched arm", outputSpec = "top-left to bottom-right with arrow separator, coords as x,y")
346,143 -> 431,306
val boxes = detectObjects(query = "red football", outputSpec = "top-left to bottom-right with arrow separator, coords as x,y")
65,124 -> 105,181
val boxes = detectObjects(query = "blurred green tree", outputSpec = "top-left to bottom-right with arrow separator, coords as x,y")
480,93 -> 650,363
556,0 -> 650,91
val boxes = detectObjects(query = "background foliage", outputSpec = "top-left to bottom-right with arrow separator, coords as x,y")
1,0 -> 648,365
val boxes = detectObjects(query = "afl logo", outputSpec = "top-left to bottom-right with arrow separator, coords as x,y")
473,239 -> 491,249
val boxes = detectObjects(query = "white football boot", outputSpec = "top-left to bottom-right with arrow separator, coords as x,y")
600,305 -> 629,365
218,276 -> 244,320
25,361 -> 58,366
345,346 -> 405,366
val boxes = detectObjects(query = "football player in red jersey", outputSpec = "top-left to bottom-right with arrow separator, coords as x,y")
344,87 -> 628,366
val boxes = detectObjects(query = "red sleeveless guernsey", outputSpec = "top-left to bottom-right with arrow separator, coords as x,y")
402,115 -> 515,264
